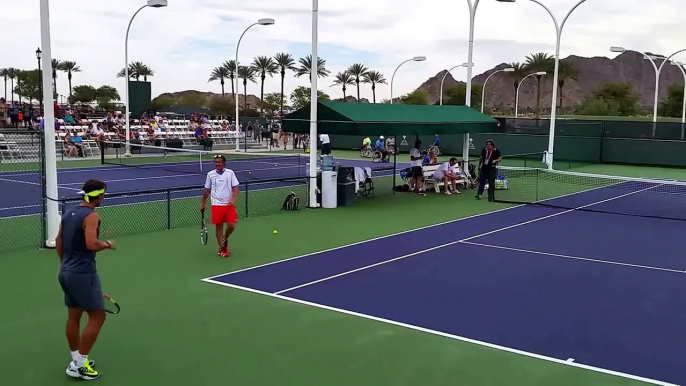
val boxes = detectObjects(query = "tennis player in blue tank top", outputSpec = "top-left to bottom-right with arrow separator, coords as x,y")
56,179 -> 115,380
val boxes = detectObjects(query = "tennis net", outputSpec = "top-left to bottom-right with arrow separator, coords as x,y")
101,141 -> 309,179
493,166 -> 686,221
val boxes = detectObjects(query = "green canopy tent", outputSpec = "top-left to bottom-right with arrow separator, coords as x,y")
281,100 -> 498,136
282,100 -> 499,196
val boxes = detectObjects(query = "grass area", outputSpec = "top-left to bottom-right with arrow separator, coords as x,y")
1,172 -> 655,386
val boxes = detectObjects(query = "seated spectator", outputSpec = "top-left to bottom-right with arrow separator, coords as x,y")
89,122 -> 105,147
64,114 -> 75,125
221,120 -> 229,131
423,150 -> 438,165
432,158 -> 461,196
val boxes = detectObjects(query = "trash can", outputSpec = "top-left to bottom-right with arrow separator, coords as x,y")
321,171 -> 338,208
336,166 -> 355,206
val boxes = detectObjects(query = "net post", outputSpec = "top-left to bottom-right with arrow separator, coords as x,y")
392,135 -> 397,195
100,143 -> 105,165
535,168 -> 539,202
166,189 -> 171,230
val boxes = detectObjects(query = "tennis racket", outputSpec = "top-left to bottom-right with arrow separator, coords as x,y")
103,294 -> 120,314
200,209 -> 208,245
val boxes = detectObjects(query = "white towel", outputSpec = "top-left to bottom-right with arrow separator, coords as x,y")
354,167 -> 366,193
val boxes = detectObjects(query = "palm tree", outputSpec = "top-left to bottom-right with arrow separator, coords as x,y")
524,52 -> 555,118
506,62 -> 528,112
0,68 -> 8,100
222,60 -> 238,103
138,65 -> 154,82
116,64 -> 137,79
51,58 -> 62,98
274,53 -> 296,115
208,66 -> 230,96
252,56 -> 278,114
347,63 -> 368,101
331,71 -> 355,99
557,61 -> 579,110
295,55 -> 330,80
362,71 -> 387,103
6,68 -> 18,103
237,66 -> 257,110
58,61 -> 81,97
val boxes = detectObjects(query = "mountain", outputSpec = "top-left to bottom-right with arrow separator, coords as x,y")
417,52 -> 685,110
154,90 -> 263,109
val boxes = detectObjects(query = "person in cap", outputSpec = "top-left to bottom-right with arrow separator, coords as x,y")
57,179 -> 115,380
201,154 -> 240,257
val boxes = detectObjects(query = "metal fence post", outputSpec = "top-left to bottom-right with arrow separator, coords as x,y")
244,182 -> 249,218
166,189 -> 171,230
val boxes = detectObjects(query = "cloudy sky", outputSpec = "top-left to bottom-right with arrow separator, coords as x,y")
2,0 -> 685,103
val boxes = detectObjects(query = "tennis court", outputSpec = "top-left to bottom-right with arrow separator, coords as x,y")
2,155 -> 684,385
204,167 -> 686,385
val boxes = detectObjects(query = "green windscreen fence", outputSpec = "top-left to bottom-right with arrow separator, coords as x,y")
328,118 -> 686,168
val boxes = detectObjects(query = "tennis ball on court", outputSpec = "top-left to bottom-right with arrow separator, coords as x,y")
249,171 -> 252,174
273,230 -> 278,234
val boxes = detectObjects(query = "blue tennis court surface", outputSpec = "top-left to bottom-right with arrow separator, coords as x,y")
204,182 -> 686,385
0,156 -> 401,218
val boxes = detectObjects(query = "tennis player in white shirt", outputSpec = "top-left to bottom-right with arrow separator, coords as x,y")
433,157 -> 460,195
201,155 -> 240,258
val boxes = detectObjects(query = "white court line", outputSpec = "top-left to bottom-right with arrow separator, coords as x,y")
0,203 -> 42,211
201,278 -> 677,386
275,240 -> 463,295
272,186 -> 664,295
0,177 -> 81,191
202,175 -> 618,283
202,204 -> 528,281
460,241 -> 685,274
459,184 -> 662,243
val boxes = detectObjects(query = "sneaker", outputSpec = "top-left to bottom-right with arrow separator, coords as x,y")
66,361 -> 100,380
219,246 -> 230,258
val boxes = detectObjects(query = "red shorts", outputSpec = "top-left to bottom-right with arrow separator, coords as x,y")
211,205 -> 238,225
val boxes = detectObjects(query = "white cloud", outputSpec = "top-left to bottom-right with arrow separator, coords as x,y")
1,0 -> 685,105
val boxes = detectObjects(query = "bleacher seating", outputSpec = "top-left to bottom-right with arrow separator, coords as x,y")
0,118 -> 267,164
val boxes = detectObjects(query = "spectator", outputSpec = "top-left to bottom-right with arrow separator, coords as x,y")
409,139 -> 425,194
319,133 -> 331,155
476,139 -> 502,202
433,157 -> 460,196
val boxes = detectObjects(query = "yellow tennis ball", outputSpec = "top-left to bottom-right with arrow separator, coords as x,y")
273,229 -> 278,234
249,171 -> 252,174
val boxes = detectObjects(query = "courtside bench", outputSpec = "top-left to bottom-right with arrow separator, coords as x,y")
422,163 -> 467,193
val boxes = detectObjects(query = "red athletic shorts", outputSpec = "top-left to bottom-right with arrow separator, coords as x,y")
211,205 -> 238,225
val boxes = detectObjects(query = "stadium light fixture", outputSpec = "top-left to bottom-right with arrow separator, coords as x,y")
235,18 -> 276,150
440,63 -> 471,105
390,56 -> 427,104
147,0 -> 167,7
534,71 -> 547,75
125,0 -> 168,156
481,67 -> 516,113
610,46 -> 626,53
498,0 -> 587,169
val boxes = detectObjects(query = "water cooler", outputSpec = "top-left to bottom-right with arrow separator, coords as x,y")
321,170 -> 338,208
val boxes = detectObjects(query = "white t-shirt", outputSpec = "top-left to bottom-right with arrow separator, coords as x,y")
205,169 -> 240,206
410,148 -> 422,167
433,162 -> 452,180
319,134 -> 330,144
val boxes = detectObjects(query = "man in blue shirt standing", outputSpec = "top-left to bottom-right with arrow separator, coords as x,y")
56,179 -> 115,380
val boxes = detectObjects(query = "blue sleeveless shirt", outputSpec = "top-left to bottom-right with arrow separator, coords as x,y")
60,205 -> 99,273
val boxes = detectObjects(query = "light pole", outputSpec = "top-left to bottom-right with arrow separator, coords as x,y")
39,0 -> 59,247
499,0 -> 587,169
611,47 -> 686,124
234,18 -> 275,151
309,0 -> 319,207
647,56 -> 686,126
481,67 -> 515,113
439,63 -> 470,105
389,56 -> 426,104
36,48 -> 43,116
515,72 -> 547,118
124,0 -> 167,157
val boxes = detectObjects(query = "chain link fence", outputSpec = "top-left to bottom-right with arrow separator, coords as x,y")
0,130 -> 46,252
57,177 -> 310,240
